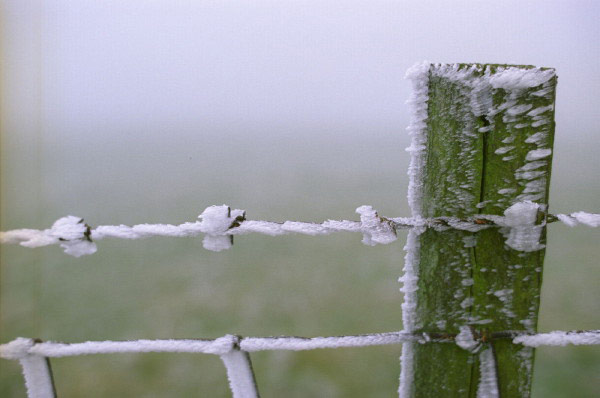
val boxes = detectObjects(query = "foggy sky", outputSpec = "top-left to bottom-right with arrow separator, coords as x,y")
2,0 -> 599,140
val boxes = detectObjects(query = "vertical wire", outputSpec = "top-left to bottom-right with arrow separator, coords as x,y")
19,355 -> 57,398
476,344 -> 499,398
220,339 -> 260,398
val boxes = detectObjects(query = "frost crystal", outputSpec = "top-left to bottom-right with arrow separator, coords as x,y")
455,326 -> 480,353
355,205 -> 397,246
198,205 -> 245,252
8,215 -> 98,257
502,201 -> 544,252
0,337 -> 34,360
525,148 -> 552,161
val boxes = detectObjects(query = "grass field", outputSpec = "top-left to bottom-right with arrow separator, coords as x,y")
1,129 -> 599,397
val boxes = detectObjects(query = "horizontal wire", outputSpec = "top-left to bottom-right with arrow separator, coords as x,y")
2,330 -> 598,360
0,204 -> 598,256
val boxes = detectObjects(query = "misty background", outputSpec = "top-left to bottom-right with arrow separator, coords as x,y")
1,1 -> 599,396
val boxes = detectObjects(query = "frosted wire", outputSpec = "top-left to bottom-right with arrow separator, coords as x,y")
513,330 -> 600,347
0,205 -> 397,255
19,356 -> 56,398
1,207 -> 597,256
2,330 -> 598,398
240,332 -> 418,352
30,337 -> 235,357
220,349 -> 260,398
1,332 -> 421,360
555,212 -> 600,228
2,331 -> 598,360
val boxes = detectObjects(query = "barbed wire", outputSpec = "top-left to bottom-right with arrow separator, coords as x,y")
1,204 -> 598,257
2,205 -> 598,397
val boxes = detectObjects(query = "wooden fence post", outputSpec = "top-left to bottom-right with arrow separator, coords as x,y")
401,63 -> 557,397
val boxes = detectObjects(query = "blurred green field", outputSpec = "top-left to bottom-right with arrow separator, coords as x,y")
1,129 -> 599,397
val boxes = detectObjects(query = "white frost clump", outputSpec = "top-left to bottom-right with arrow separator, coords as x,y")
506,104 -> 532,116
60,240 -> 97,257
527,104 -> 554,117
455,325 -> 480,353
198,205 -> 245,252
355,206 -> 397,246
52,216 -> 97,257
525,148 -> 552,161
488,67 -> 555,91
502,201 -> 544,252
0,337 -> 34,360
455,325 -> 500,398
1,216 -> 98,257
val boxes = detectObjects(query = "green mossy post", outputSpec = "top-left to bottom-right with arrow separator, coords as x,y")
409,64 -> 556,397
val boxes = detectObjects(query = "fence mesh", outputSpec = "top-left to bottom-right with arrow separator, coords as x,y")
1,329 -> 599,398
1,205 -> 599,397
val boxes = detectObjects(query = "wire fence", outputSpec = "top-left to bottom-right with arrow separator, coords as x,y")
2,63 -> 599,397
1,204 -> 599,398
1,330 -> 599,398
1,204 -> 598,256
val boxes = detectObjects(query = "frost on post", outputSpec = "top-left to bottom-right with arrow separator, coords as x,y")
400,63 -> 556,397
